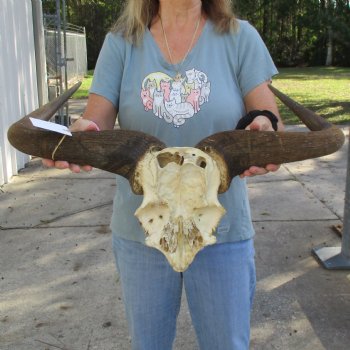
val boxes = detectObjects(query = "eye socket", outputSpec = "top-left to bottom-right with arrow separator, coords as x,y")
157,152 -> 184,168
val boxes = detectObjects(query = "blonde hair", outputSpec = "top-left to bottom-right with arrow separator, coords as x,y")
112,0 -> 237,44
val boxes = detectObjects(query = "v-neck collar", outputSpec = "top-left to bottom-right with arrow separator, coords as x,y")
145,19 -> 210,73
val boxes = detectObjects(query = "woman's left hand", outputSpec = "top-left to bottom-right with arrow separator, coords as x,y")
239,115 -> 280,178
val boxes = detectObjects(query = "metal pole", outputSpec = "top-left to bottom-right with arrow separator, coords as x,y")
31,0 -> 48,106
341,132 -> 350,259
55,0 -> 64,125
313,132 -> 350,269
62,0 -> 69,125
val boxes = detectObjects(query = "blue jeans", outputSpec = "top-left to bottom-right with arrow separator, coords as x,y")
112,236 -> 256,350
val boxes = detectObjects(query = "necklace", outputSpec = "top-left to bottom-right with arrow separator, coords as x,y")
159,13 -> 201,76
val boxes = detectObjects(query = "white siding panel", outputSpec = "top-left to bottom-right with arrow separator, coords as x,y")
0,0 -> 38,185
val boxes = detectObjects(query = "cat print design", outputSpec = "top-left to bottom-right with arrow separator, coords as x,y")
140,68 -> 211,128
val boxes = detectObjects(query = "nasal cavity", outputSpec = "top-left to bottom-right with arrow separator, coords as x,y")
196,156 -> 207,169
157,152 -> 184,168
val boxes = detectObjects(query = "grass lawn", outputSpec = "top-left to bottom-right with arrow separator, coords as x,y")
72,67 -> 350,125
273,67 -> 350,124
72,70 -> 94,99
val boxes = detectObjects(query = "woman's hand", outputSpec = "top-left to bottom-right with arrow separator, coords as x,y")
239,115 -> 280,178
42,118 -> 100,173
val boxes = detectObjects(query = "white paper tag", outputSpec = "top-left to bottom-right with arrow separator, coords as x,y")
29,117 -> 72,136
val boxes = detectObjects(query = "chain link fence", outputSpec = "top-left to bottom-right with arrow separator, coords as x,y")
44,16 -> 87,100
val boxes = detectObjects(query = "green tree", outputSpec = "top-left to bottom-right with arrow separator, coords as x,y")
43,0 -> 123,69
66,0 -> 123,68
234,0 -> 350,66
43,0 -> 350,67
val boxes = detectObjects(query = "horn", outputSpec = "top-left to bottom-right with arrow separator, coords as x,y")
7,83 -> 165,194
196,84 -> 345,193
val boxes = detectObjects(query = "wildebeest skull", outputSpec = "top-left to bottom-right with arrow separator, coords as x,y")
135,147 -> 225,271
7,83 -> 345,271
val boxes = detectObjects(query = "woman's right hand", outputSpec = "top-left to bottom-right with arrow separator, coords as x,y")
42,118 -> 100,173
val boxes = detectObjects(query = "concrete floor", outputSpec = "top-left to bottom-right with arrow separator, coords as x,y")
1,119 -> 349,349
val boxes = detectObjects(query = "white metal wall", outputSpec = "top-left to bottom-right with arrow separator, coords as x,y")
0,0 -> 38,185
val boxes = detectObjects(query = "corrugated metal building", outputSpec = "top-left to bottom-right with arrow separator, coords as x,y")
0,0 -> 39,185
0,0 -> 87,186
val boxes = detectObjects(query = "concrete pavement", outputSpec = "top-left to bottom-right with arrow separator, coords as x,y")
1,101 -> 350,349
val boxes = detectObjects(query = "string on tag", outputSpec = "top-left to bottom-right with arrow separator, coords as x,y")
51,135 -> 67,160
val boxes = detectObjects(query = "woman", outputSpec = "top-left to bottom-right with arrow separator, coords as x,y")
44,0 -> 284,348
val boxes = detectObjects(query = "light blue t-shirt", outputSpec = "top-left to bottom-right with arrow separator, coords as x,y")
90,19 -> 278,244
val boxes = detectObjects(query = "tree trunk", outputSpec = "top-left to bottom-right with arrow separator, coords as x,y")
325,0 -> 334,66
325,26 -> 333,66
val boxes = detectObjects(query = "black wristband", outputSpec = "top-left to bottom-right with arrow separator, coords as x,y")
236,110 -> 279,131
